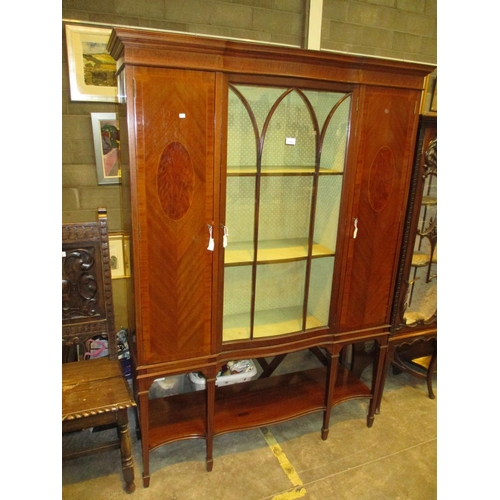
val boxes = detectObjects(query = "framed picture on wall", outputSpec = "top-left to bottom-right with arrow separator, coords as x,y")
91,112 -> 121,185
108,233 -> 131,279
65,24 -> 118,102
430,79 -> 437,112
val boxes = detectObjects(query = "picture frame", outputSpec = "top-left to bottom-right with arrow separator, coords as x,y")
430,79 -> 437,112
65,24 -> 117,102
420,74 -> 437,115
108,233 -> 131,279
91,112 -> 121,185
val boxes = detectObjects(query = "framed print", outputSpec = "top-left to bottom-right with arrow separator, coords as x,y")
430,79 -> 437,112
108,234 -> 131,279
65,24 -> 117,102
91,112 -> 121,185
420,74 -> 437,115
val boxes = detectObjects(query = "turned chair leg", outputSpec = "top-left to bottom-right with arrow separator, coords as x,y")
117,410 -> 136,493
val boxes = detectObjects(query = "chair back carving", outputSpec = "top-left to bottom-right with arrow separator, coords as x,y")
62,208 -> 117,360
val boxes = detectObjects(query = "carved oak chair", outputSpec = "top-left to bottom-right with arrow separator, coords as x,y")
62,208 -> 136,493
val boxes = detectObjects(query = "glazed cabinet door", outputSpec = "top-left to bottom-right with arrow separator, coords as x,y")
338,86 -> 421,332
128,66 -> 216,365
222,83 -> 352,343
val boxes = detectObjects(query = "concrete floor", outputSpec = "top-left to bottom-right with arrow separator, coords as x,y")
62,350 -> 437,499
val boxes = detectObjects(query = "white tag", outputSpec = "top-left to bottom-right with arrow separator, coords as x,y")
223,226 -> 229,248
179,113 -> 186,118
62,251 -> 66,257
207,224 -> 214,251
285,137 -> 296,145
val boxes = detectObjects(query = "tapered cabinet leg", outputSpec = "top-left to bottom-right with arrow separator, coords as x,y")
367,337 -> 388,427
375,342 -> 394,415
205,370 -> 216,472
321,347 -> 338,441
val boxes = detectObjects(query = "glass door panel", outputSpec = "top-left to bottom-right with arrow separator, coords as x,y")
223,265 -> 253,341
258,176 -> 313,261
314,175 -> 343,254
223,83 -> 352,342
253,261 -> 308,338
308,257 -> 335,326
224,176 -> 256,265
260,89 -> 316,172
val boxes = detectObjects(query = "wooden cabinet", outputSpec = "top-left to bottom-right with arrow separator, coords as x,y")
108,28 -> 434,487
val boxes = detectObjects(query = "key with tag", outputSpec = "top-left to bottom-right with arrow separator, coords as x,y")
222,225 -> 229,248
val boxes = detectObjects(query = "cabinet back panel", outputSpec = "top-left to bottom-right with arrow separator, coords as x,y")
132,67 -> 215,364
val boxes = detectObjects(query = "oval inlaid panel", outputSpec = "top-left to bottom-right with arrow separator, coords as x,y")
368,146 -> 395,212
157,142 -> 194,220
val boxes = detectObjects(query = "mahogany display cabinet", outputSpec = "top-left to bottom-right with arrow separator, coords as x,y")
107,28 -> 434,487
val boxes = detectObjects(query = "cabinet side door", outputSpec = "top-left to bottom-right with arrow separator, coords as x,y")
339,86 -> 421,332
132,67 -> 216,364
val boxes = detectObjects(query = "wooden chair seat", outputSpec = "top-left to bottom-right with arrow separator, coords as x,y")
63,358 -> 135,423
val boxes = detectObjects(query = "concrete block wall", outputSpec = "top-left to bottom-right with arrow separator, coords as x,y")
62,0 -> 306,47
62,0 -> 437,328
321,0 -> 436,62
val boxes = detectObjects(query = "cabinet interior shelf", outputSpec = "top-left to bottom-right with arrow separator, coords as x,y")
227,166 -> 344,176
225,238 -> 335,266
147,365 -> 371,451
223,306 -> 325,341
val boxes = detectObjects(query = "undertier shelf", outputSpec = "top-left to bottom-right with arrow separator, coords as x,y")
225,238 -> 335,265
147,365 -> 372,451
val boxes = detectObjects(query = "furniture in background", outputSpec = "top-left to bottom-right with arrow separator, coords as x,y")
62,208 -> 136,494
376,114 -> 437,410
107,28 -> 434,487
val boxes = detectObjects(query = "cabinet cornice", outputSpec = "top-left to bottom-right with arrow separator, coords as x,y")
108,28 -> 434,90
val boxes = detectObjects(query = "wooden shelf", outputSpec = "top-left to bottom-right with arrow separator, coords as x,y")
148,391 -> 207,450
227,166 -> 344,176
411,251 -> 437,267
148,365 -> 371,450
403,311 -> 436,325
225,238 -> 335,266
421,196 -> 437,206
223,306 -> 325,341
